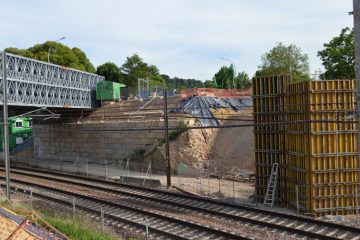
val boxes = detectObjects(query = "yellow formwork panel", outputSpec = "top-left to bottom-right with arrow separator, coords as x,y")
253,76 -> 290,204
254,77 -> 358,215
286,80 -> 358,215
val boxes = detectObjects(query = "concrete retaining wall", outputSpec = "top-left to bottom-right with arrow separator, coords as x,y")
33,120 -> 179,164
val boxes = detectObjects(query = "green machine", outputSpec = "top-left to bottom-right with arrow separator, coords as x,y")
96,80 -> 126,102
0,117 -> 33,152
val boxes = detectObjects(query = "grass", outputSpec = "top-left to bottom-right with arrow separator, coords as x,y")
45,216 -> 117,240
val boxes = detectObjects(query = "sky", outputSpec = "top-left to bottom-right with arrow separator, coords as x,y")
0,0 -> 354,81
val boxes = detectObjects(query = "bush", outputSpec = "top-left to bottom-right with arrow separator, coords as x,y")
45,217 -> 117,240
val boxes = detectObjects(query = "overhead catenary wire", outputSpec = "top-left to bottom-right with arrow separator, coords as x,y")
45,115 -> 255,122
43,105 -> 352,122
26,118 -> 359,133
50,114 -> 351,123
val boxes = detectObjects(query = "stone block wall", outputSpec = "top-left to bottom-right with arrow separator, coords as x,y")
33,120 -> 179,165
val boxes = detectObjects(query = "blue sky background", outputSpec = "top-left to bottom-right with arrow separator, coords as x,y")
0,0 -> 353,80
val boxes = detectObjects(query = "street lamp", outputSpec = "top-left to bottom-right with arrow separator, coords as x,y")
220,57 -> 237,78
47,37 -> 66,63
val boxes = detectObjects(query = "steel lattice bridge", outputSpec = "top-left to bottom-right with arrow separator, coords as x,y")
0,52 -> 104,108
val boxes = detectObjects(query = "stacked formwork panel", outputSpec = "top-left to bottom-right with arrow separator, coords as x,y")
253,76 -> 291,205
254,78 -> 359,215
286,80 -> 358,215
286,82 -> 309,212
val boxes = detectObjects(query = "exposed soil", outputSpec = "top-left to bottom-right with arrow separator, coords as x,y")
207,108 -> 254,173
159,107 -> 254,176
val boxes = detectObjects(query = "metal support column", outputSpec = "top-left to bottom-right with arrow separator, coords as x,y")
353,0 -> 360,195
163,89 -> 171,188
2,51 -> 10,199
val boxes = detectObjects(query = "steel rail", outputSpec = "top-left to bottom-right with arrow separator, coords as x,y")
3,166 -> 360,239
2,183 -> 188,240
4,168 -> 352,239
0,177 -> 250,240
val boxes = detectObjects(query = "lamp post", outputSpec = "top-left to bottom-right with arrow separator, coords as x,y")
220,57 -> 237,93
47,37 -> 65,63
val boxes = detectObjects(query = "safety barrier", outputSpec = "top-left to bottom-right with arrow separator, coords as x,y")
180,88 -> 252,98
0,206 -> 68,239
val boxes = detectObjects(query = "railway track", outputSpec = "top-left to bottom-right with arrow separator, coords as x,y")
2,166 -> 360,240
2,178 -> 249,240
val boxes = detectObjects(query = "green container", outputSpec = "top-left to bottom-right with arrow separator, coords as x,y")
96,80 -> 126,101
0,117 -> 33,151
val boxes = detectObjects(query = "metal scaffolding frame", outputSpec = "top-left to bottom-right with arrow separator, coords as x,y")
0,52 -> 104,108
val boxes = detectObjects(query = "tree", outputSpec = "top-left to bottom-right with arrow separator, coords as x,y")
162,75 -> 205,90
235,71 -> 250,89
318,27 -> 355,79
256,42 -> 310,82
6,42 -> 96,73
96,62 -> 124,82
204,80 -> 213,88
72,47 -> 96,73
121,53 -> 165,88
212,65 -> 250,89
161,74 -> 171,85
212,66 -> 235,88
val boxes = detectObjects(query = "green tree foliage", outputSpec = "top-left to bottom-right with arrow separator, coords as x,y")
256,42 -> 310,82
96,62 -> 124,82
235,71 -> 250,89
318,27 -> 355,79
204,80 -> 213,88
121,54 -> 164,88
161,75 -> 204,90
6,42 -> 96,73
212,65 -> 250,89
212,66 -> 235,88
161,74 -> 171,85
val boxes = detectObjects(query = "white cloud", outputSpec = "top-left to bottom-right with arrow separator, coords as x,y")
0,0 -> 353,80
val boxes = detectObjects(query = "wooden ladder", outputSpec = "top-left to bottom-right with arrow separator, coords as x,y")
263,163 -> 279,208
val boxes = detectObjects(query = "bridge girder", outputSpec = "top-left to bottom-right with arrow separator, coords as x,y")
0,52 -> 104,108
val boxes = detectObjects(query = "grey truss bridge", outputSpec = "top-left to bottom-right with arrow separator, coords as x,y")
0,52 -> 104,108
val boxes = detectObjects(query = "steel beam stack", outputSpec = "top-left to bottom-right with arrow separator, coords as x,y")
254,78 -> 359,215
253,76 -> 290,205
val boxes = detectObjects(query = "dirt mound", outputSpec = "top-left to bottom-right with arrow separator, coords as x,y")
167,127 -> 218,169
158,108 -> 254,175
208,108 -> 254,173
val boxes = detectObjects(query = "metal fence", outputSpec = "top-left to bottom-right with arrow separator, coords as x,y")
176,162 -> 255,204
7,155 -> 163,187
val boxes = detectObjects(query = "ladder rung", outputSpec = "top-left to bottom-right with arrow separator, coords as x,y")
264,163 -> 279,207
